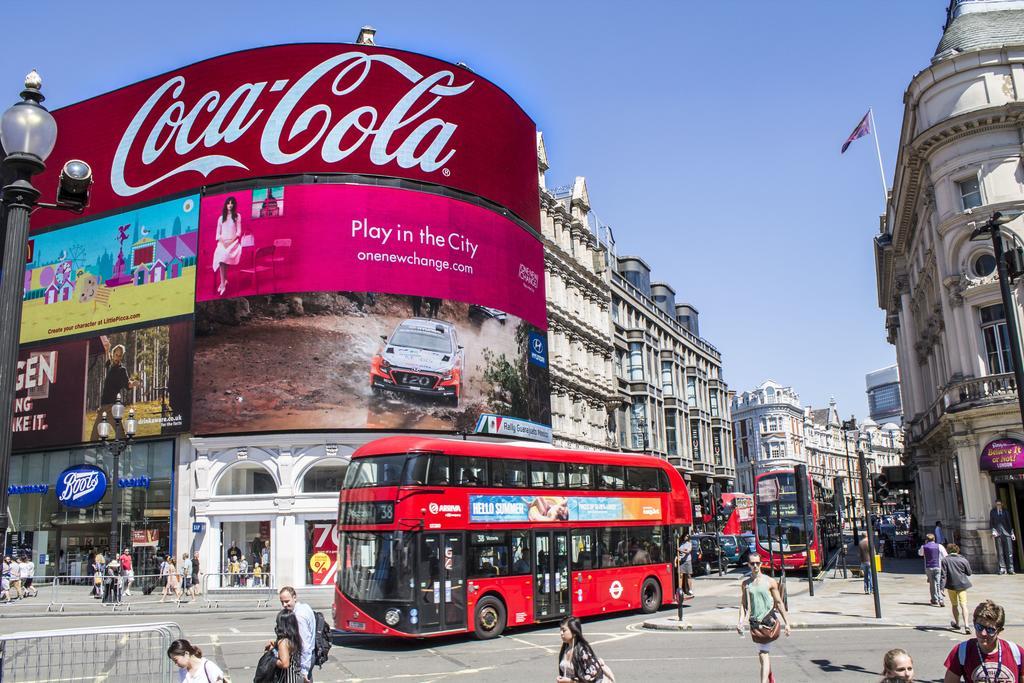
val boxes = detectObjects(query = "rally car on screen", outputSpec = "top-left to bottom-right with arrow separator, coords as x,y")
370,318 -> 464,406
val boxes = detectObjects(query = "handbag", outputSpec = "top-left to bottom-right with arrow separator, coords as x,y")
749,611 -> 781,644
598,657 -> 615,683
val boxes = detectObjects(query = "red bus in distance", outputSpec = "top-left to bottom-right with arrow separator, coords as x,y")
335,436 -> 692,639
753,469 -> 840,572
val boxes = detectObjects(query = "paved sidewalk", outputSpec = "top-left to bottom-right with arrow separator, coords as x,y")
0,583 -> 335,618
645,558 -> 1024,631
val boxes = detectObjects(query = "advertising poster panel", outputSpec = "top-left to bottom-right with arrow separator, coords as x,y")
20,195 -> 199,344
193,292 -> 549,434
11,321 -> 193,450
195,184 -> 545,329
307,522 -> 339,586
468,496 -> 663,523
13,341 -> 89,449
32,44 -> 539,233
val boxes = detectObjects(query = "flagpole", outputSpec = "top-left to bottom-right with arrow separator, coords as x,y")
868,107 -> 888,208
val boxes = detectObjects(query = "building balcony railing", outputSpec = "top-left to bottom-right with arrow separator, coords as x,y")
910,372 -> 1017,441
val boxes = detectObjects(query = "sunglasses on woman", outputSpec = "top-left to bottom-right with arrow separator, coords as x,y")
974,623 -> 999,636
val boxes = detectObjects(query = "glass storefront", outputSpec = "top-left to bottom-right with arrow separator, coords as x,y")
6,440 -> 174,578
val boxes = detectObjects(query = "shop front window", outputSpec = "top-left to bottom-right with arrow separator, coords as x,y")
219,520 -> 272,588
215,464 -> 277,496
301,462 -> 348,493
7,440 -> 174,578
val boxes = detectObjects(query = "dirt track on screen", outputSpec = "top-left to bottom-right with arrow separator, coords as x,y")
192,295 -> 514,434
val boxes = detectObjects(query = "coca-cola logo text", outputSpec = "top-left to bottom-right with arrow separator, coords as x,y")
111,52 -> 474,197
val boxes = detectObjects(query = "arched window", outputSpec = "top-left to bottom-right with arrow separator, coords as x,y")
301,462 -> 348,493
215,463 -> 277,496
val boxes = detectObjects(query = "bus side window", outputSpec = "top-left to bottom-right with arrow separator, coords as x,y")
567,464 -> 592,489
530,461 -> 565,488
571,530 -> 595,570
626,467 -> 658,492
491,460 -> 527,488
427,455 -> 450,485
510,531 -> 532,574
452,456 -> 487,486
658,470 -> 671,492
469,532 -> 508,578
598,465 -> 625,491
403,454 -> 428,486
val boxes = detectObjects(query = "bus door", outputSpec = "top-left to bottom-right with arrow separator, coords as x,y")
415,532 -> 466,631
533,530 -> 571,621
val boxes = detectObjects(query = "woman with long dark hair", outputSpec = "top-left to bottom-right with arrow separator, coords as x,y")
265,610 -> 306,682
166,638 -> 225,682
556,616 -> 613,683
212,196 -> 242,296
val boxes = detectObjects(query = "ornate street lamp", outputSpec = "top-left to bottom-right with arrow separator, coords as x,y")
0,72 -> 58,549
98,394 -> 137,554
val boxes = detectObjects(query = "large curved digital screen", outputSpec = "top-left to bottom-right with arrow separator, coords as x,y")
32,43 -> 540,232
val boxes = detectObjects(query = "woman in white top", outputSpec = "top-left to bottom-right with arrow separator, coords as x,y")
167,639 -> 225,682
212,196 -> 243,296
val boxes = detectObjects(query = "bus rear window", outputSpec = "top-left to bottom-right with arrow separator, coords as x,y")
344,455 -> 408,488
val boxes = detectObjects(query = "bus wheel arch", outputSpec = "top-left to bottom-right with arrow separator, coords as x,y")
639,576 -> 662,614
473,593 -> 507,639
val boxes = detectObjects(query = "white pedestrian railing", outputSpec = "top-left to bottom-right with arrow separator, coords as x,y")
202,571 -> 276,608
46,573 -> 203,612
0,621 -> 183,682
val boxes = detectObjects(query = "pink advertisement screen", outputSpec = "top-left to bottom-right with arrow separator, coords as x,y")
197,184 -> 546,329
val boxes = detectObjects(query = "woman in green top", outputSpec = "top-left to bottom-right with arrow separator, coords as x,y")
737,553 -> 792,683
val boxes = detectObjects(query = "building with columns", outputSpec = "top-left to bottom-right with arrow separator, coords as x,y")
537,135 -> 618,450
875,0 -> 1024,569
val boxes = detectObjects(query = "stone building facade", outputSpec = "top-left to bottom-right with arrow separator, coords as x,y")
874,0 -> 1024,569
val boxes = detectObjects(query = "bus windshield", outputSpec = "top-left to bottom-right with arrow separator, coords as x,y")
343,455 -> 420,488
339,531 -> 414,602
756,510 -> 810,551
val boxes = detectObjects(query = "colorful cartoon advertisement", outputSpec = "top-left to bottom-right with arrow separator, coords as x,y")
11,321 -> 193,450
196,184 -> 546,329
468,496 -> 662,523
20,195 -> 199,344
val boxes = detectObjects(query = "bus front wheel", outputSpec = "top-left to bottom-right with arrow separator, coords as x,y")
640,578 -> 662,614
474,596 -> 507,639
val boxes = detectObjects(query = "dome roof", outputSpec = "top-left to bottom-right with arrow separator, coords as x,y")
860,417 -> 878,429
936,8 -> 1024,56
881,422 -> 901,432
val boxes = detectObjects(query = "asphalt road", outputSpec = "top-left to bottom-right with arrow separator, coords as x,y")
8,608 -> 1024,682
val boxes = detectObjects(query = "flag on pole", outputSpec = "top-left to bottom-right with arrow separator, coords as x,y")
841,111 -> 871,154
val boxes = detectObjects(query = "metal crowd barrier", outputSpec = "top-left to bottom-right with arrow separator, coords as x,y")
202,571 -> 276,608
0,621 -> 183,682
47,573 -> 203,612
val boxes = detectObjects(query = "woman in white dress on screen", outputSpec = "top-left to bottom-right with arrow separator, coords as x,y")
212,196 -> 243,296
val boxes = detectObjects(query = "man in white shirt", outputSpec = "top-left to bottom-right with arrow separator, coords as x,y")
279,586 -> 316,680
18,556 -> 36,597
8,558 -> 22,599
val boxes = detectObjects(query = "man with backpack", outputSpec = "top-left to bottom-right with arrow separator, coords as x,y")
279,586 -> 330,680
943,600 -> 1023,682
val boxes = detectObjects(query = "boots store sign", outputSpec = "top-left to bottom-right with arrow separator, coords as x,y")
33,44 -> 539,232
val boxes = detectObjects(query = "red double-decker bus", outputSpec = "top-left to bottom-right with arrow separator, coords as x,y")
334,436 -> 692,639
753,469 -> 840,572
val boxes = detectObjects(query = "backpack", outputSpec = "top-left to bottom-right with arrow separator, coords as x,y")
957,640 -> 1022,667
312,611 -> 332,668
253,649 -> 277,683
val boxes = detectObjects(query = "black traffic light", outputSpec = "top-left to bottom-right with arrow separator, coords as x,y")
1006,246 -> 1024,283
794,464 -> 808,514
711,482 -> 722,516
871,472 -> 890,503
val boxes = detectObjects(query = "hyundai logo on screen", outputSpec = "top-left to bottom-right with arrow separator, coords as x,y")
56,465 -> 108,509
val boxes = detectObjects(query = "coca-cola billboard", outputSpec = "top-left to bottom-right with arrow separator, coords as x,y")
33,44 -> 540,232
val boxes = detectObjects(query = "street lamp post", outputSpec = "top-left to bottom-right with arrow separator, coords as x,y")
841,418 -> 859,542
971,210 -> 1024,427
0,73 -> 58,550
98,394 -> 136,555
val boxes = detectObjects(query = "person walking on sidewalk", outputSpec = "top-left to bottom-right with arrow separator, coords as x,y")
881,648 -> 915,682
859,534 -> 873,594
676,534 -> 694,598
18,556 -> 36,598
943,600 -> 1023,682
557,616 -> 614,683
119,548 -> 134,596
8,555 -> 22,600
167,638 -> 226,682
990,500 -> 1016,575
919,534 -> 946,607
942,544 -> 972,635
737,553 -> 792,683
935,521 -> 946,546
279,587 -> 315,682
264,610 -> 306,683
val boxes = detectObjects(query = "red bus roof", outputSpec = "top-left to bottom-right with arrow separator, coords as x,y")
351,435 -> 692,519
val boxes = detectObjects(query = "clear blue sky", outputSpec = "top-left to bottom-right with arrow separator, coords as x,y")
2,1 -> 947,420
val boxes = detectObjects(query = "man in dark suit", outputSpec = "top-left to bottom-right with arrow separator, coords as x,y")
990,500 -> 1016,575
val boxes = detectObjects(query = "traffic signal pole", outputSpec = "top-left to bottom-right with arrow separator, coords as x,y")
859,450 -> 883,619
